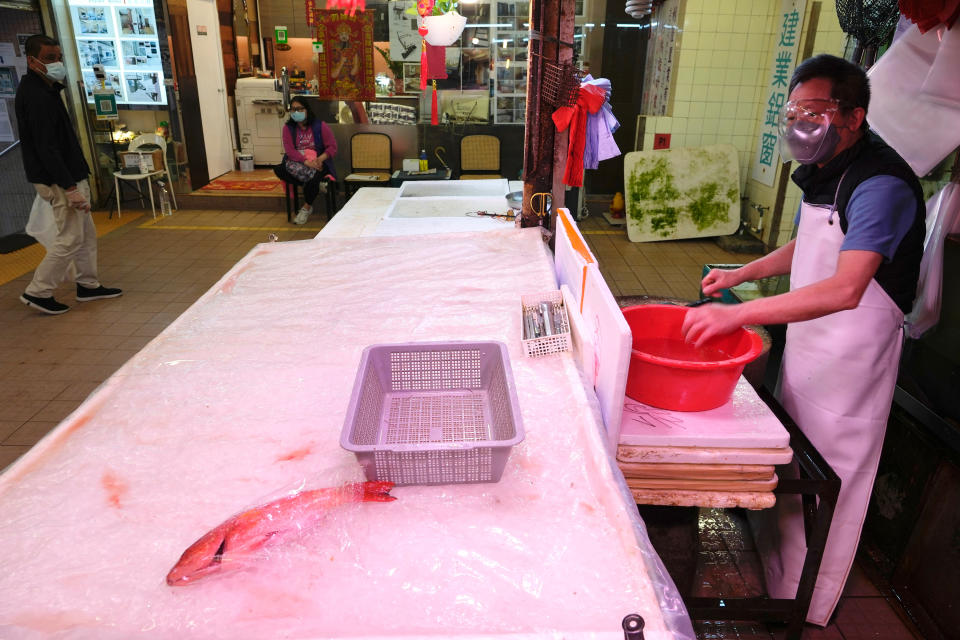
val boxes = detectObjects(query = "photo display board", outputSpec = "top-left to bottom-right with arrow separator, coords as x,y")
68,0 -> 167,106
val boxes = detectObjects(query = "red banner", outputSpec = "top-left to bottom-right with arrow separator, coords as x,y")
305,0 -> 315,26
313,10 -> 375,101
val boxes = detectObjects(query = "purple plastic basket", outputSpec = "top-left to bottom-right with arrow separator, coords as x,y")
340,341 -> 524,485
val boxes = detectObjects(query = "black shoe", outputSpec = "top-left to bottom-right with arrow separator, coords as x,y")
76,284 -> 123,302
21,293 -> 70,315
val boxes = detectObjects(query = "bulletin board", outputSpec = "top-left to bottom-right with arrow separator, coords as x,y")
67,0 -> 167,106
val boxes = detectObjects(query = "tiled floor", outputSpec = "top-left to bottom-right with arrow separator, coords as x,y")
0,205 -> 925,639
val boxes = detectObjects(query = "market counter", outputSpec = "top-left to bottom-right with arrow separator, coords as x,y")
0,226 -> 692,638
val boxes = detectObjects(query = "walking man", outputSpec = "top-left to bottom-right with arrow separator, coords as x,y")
16,34 -> 121,315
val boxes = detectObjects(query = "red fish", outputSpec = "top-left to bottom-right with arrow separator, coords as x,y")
166,481 -> 396,586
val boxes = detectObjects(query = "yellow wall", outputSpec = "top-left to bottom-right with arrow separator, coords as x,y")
637,0 -> 849,249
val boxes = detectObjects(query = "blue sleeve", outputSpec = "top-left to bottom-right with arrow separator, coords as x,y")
841,175 -> 918,262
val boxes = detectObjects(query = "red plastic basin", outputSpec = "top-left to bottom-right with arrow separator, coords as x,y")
621,304 -> 764,412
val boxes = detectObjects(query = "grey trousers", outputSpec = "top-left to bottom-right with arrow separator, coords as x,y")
25,180 -> 100,298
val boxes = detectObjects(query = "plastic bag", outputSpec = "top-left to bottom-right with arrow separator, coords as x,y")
25,194 -> 57,249
867,25 -> 960,176
906,182 -> 960,338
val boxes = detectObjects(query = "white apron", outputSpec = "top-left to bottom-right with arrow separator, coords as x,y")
757,196 -> 904,626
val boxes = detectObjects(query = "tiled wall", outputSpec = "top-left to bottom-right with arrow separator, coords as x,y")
639,0 -> 776,197
637,0 -> 849,249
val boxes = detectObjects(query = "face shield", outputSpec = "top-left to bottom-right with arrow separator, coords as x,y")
778,98 -> 843,165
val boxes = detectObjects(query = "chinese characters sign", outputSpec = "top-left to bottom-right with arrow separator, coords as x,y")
751,0 -> 806,186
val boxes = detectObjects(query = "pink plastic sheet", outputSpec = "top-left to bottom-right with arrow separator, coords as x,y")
0,229 -> 693,639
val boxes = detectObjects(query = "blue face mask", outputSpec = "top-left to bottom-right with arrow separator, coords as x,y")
290,110 -> 307,123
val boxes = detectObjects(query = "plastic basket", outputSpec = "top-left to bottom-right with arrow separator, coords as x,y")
521,290 -> 572,357
341,341 -> 524,485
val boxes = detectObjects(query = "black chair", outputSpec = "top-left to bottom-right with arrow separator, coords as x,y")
275,162 -> 339,223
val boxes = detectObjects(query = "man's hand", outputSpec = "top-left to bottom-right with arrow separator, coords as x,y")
66,187 -> 90,212
681,303 -> 745,347
700,267 -> 745,298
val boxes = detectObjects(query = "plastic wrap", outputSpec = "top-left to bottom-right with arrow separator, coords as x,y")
0,229 -> 693,639
866,24 -> 960,177
905,182 -> 960,338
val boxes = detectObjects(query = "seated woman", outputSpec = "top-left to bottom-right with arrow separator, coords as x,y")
281,96 -> 338,224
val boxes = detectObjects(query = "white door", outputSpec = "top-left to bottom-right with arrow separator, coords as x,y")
186,0 -> 234,180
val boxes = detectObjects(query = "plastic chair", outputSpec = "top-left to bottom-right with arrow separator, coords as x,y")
459,134 -> 502,180
112,133 -> 178,218
343,132 -> 392,197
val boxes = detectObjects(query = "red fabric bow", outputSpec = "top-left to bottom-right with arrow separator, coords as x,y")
899,0 -> 960,31
552,83 -> 606,187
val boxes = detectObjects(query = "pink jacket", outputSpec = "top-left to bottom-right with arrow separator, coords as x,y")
282,120 -> 338,177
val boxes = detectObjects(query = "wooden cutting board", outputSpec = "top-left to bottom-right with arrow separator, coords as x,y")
623,144 -> 741,242
617,444 -> 794,465
630,488 -> 777,510
625,475 -> 778,492
617,461 -> 775,481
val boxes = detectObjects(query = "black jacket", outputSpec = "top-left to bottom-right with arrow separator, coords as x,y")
791,132 -> 925,314
14,70 -> 89,189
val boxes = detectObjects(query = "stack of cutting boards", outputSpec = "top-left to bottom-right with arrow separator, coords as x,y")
616,377 -> 792,510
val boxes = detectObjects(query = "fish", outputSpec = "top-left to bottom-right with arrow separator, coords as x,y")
166,481 -> 396,586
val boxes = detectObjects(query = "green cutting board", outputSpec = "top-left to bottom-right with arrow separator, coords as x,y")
624,144 -> 741,242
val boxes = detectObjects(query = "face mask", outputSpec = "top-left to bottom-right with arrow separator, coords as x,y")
779,120 -> 841,165
290,110 -> 306,123
43,61 -> 67,83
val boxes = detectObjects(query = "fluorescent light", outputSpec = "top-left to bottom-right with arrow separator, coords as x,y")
469,23 -> 512,28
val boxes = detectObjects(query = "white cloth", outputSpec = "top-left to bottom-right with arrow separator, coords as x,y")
758,199 -> 903,626
25,180 -> 99,297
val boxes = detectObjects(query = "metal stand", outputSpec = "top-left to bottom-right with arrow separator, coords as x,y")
684,386 -> 841,640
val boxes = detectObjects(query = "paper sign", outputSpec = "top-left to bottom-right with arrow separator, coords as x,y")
0,101 -> 13,142
312,41 -> 323,53
0,42 -> 15,65
274,26 -> 288,44
17,34 -> 31,56
94,88 -> 119,120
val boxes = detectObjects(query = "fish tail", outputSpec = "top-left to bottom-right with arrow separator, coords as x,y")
359,481 -> 396,502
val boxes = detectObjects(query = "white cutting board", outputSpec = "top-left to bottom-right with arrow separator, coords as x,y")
554,207 -> 596,309
618,376 -> 789,449
624,144 -> 741,242
563,266 -> 631,450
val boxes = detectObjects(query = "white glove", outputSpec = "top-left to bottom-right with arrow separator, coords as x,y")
66,187 -> 91,212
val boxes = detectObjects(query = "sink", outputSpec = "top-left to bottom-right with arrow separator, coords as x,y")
397,179 -> 508,199
385,179 -> 511,219
386,197 -> 509,219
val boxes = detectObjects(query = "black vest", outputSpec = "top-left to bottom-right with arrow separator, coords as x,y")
791,132 -> 926,314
